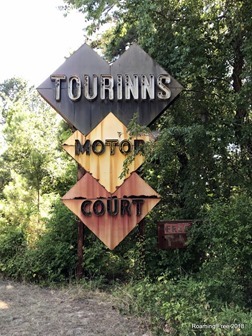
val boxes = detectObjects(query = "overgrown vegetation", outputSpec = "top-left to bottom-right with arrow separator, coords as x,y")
1,0 -> 252,334
115,276 -> 252,336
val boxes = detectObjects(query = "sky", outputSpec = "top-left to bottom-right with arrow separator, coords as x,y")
0,0 -> 86,87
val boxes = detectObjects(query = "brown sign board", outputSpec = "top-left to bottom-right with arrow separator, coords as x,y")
158,220 -> 192,249
37,43 -> 183,135
63,112 -> 151,192
62,172 -> 160,249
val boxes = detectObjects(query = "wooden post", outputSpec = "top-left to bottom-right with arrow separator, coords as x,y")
76,164 -> 85,280
136,219 -> 146,279
139,219 -> 145,238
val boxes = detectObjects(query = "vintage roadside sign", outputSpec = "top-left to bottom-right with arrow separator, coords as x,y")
63,112 -> 151,192
62,172 -> 160,249
38,42 -> 183,251
37,43 -> 183,135
158,220 -> 192,249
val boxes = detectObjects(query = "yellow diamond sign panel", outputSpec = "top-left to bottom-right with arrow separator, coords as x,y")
63,112 -> 151,192
62,172 -> 160,250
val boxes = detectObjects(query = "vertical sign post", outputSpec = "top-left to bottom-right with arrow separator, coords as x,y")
76,164 -> 85,279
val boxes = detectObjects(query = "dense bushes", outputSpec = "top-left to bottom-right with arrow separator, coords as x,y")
191,194 -> 252,308
1,193 -> 251,293
0,227 -> 27,277
111,193 -> 252,335
116,276 -> 252,336
0,200 -> 77,284
1,189 -> 251,334
0,184 -> 251,335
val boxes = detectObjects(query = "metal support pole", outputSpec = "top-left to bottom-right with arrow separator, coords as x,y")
76,164 -> 85,280
135,219 -> 146,279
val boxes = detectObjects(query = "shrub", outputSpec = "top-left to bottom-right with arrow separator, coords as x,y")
0,199 -> 78,284
190,194 -> 252,307
20,200 -> 77,283
0,227 -> 27,277
115,276 -> 252,336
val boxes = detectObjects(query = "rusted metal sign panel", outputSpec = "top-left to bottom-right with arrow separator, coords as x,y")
158,220 -> 192,249
63,112 -> 151,192
62,172 -> 160,250
37,43 -> 183,135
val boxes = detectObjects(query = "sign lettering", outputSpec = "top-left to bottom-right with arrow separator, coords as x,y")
38,43 -> 183,135
51,74 -> 171,102
63,113 -> 151,193
164,222 -> 191,234
75,138 -> 145,156
81,198 -> 144,217
158,221 -> 193,249
62,172 -> 160,249
38,43 -> 182,249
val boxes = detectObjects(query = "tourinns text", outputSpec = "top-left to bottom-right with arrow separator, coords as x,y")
51,74 -> 172,102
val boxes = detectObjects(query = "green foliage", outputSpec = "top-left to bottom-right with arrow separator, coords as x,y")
0,200 -> 77,284
84,237 -> 127,282
21,200 -> 77,284
192,194 -> 252,307
82,225 -> 145,283
0,79 -> 77,283
0,227 -> 27,276
0,78 -> 28,120
0,171 -> 36,228
116,276 -> 252,336
1,2 -> 252,334
62,0 -> 119,35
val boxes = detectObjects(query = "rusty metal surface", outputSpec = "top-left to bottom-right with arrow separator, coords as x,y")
63,113 -> 151,192
115,171 -> 160,197
62,172 -> 160,250
158,220 -> 192,249
37,43 -> 183,135
62,172 -> 108,200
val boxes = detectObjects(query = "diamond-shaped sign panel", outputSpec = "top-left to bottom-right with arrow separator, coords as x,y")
62,172 -> 160,250
63,112 -> 151,192
37,43 -> 183,135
